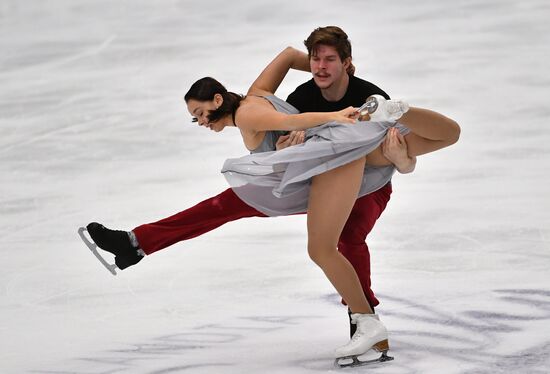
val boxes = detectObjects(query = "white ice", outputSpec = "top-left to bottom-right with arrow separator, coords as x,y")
1,0 -> 550,373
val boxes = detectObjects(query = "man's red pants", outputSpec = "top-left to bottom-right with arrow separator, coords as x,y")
133,183 -> 392,308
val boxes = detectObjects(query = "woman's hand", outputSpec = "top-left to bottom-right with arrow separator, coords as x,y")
332,106 -> 359,124
276,131 -> 305,150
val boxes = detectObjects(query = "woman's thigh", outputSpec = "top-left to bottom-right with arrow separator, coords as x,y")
364,145 -> 392,166
307,157 -> 367,250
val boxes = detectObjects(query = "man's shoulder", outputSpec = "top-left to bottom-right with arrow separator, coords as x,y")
350,75 -> 379,87
349,75 -> 390,99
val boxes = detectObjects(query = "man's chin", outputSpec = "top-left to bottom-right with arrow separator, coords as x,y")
314,77 -> 333,89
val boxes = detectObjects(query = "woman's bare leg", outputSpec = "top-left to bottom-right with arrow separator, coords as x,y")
307,157 -> 372,314
364,106 -> 460,167
399,107 -> 460,156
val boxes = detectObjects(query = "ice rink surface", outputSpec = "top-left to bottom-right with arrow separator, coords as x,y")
1,0 -> 549,373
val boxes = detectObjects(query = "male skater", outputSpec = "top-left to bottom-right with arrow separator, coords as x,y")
283,26 -> 415,335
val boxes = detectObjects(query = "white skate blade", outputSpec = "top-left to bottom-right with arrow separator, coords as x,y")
78,227 -> 118,276
334,350 -> 393,369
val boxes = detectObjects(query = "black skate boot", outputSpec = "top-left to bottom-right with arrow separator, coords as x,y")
86,222 -> 144,270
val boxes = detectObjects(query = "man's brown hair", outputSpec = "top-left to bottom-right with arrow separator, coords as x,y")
304,26 -> 352,61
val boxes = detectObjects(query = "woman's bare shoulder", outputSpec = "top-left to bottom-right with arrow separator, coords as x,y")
236,97 -> 285,132
246,87 -> 273,97
239,96 -> 274,111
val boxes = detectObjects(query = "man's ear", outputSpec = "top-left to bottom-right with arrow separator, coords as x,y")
343,57 -> 355,76
343,57 -> 351,68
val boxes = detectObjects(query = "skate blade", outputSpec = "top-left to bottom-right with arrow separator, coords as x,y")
78,227 -> 118,276
334,350 -> 393,369
358,96 -> 379,116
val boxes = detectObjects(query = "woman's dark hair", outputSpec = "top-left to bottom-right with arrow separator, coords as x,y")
184,77 -> 243,123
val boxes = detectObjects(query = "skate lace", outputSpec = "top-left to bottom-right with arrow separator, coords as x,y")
350,330 -> 365,343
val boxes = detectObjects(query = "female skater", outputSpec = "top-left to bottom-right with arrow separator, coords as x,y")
182,47 -> 459,359
86,47 -> 460,360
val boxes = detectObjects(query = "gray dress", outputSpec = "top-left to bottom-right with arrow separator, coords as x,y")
222,95 -> 411,216
249,95 -> 297,154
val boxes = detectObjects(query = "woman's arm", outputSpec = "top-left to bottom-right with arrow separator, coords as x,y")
236,103 -> 357,132
247,47 -> 310,97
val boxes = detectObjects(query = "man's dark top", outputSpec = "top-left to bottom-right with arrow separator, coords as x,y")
286,75 -> 389,113
285,75 -> 392,191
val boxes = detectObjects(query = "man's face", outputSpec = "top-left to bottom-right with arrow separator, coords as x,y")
309,45 -> 349,90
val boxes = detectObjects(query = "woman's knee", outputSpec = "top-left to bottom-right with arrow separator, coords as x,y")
307,239 -> 337,266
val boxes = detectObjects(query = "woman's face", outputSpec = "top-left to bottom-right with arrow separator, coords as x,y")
186,95 -> 228,133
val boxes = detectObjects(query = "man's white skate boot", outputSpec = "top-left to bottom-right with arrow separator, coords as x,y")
334,313 -> 393,368
360,94 -> 409,122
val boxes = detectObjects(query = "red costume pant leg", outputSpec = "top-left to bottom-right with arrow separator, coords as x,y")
338,182 -> 393,308
132,188 -> 267,255
133,183 -> 390,309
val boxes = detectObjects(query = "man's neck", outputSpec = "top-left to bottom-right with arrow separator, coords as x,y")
320,73 -> 350,102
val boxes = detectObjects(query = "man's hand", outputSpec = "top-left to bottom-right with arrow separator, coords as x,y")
276,130 -> 305,150
382,128 -> 416,174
